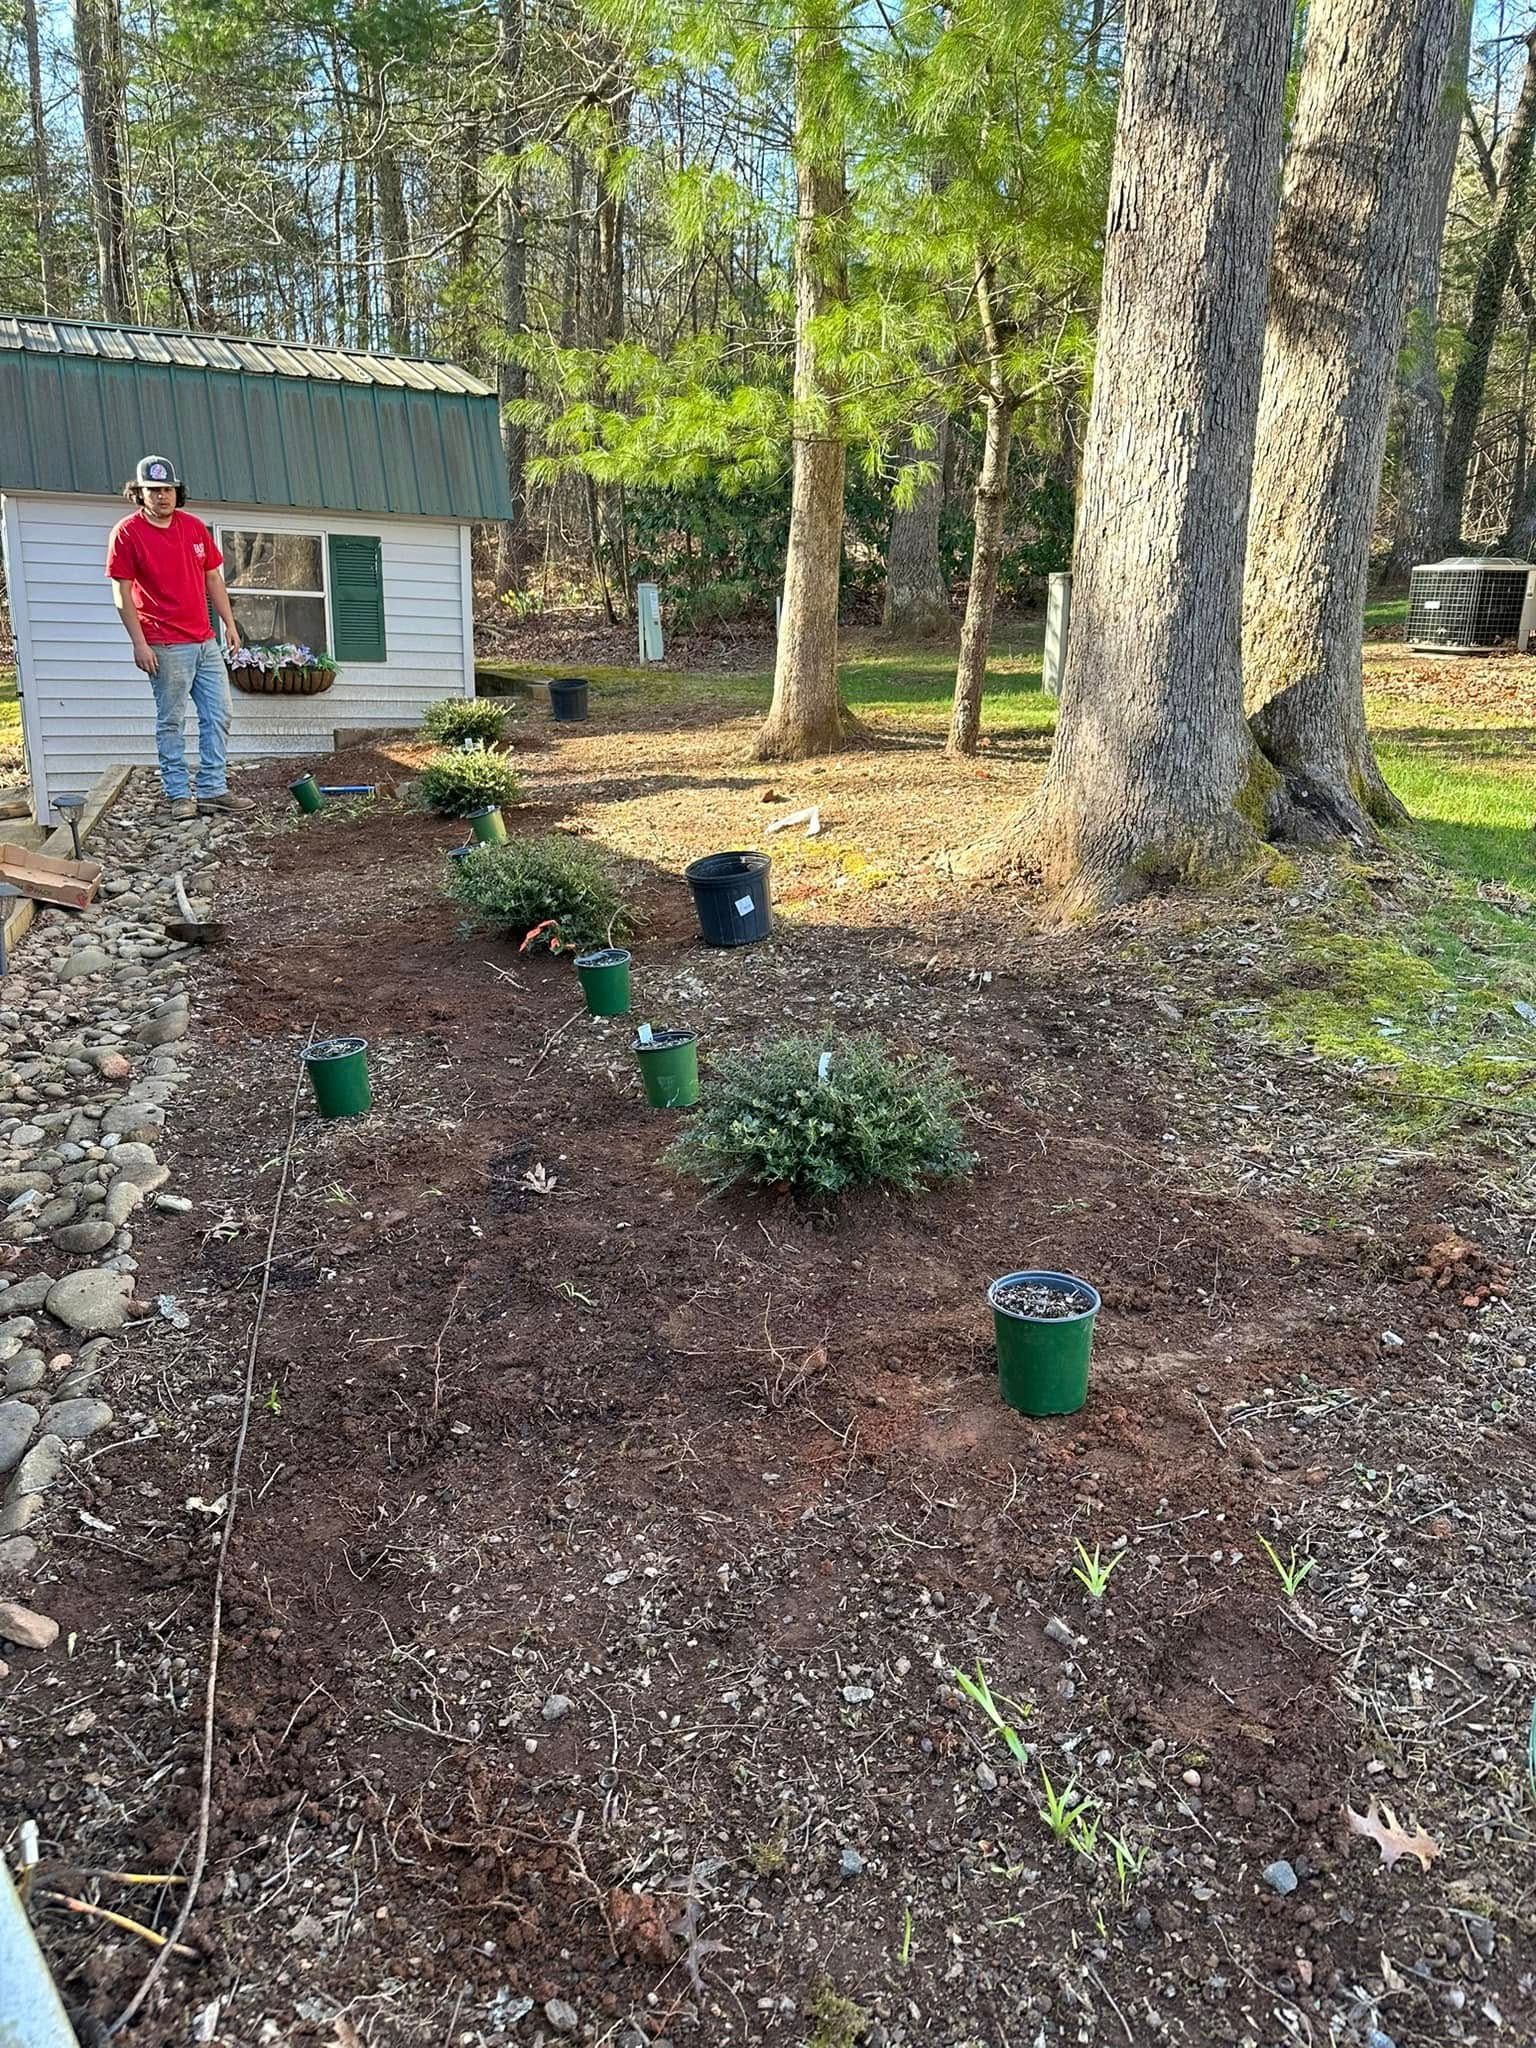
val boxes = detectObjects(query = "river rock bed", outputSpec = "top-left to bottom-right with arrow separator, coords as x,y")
0,777 -> 239,1618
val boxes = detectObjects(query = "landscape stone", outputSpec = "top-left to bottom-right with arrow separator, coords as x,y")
543,2003 -> 578,2035
135,1001 -> 189,1048
0,1599 -> 58,1650
0,1494 -> 42,1535
2,1357 -> 46,1394
104,1181 -> 143,1228
108,1144 -> 168,1191
0,1273 -> 57,1311
45,1268 -> 133,1335
52,1218 -> 116,1256
0,1319 -> 37,1345
0,1401 -> 39,1474
13,1434 -> 65,1494
0,1535 -> 37,1577
58,949 -> 112,983
45,1399 -> 111,1442
101,1100 -> 164,1138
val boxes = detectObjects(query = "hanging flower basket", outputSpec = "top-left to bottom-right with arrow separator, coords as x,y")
226,642 -> 338,697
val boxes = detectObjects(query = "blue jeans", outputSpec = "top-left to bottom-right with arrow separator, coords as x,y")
149,639 -> 231,800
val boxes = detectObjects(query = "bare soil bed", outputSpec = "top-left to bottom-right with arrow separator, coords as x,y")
9,693 -> 1536,2048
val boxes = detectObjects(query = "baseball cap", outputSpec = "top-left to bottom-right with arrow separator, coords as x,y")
135,454 -> 181,487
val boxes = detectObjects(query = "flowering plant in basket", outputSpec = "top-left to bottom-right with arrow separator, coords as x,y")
225,642 -> 338,695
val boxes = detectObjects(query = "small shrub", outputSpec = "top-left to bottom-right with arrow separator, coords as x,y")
420,698 -> 511,748
414,744 -> 524,817
446,833 -> 632,951
665,1033 -> 975,1201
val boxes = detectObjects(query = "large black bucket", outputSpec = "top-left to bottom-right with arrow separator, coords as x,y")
685,850 -> 772,947
550,676 -> 590,722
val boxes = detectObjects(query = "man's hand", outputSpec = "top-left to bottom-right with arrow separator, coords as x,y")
223,622 -> 242,657
134,643 -> 159,677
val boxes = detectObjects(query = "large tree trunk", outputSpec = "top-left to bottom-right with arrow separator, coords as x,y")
756,25 -> 855,762
1021,0 -> 1292,911
1440,26 -> 1536,546
493,0 -> 529,594
949,383 -> 1013,755
593,84 -> 632,620
1244,0 -> 1459,847
22,0 -> 58,312
1386,1 -> 1471,577
883,410 -> 949,635
73,0 -> 132,320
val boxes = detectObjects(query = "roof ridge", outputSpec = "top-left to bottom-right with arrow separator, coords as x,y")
0,309 -> 476,375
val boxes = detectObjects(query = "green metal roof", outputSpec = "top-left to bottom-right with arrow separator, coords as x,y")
0,316 -> 514,521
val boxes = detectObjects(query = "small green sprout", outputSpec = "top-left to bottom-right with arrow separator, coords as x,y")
952,1660 -> 1032,1769
1257,1533 -> 1316,1598
1108,1831 -> 1147,1903
1072,1540 -> 1126,1599
898,1905 -> 914,1967
1038,1760 -> 1095,1842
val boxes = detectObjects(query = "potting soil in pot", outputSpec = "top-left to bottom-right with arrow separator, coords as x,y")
991,1278 -> 1095,1320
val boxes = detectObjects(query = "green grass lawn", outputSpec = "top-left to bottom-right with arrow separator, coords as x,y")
0,668 -> 21,780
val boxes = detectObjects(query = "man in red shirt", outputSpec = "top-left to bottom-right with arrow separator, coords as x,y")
106,455 -> 255,820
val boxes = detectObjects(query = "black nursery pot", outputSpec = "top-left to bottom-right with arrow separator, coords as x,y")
549,676 -> 590,722
684,850 -> 772,947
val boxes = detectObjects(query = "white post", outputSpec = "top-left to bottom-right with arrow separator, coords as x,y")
636,582 -> 664,664
1043,570 -> 1073,698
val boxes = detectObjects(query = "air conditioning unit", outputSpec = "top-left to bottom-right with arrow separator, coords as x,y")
1406,556 -> 1536,652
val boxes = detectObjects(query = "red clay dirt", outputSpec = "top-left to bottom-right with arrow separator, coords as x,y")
8,699 -> 1533,2048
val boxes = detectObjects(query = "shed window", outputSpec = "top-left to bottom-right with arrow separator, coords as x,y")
220,528 -> 328,653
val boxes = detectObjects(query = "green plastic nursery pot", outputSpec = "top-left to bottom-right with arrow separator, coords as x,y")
988,1270 -> 1100,1418
467,805 -> 508,845
633,1028 -> 698,1108
290,774 -> 325,815
576,946 -> 631,1017
304,1035 -> 373,1119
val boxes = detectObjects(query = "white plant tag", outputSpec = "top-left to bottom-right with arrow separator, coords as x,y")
817,1050 -> 832,1084
734,895 -> 755,916
638,1022 -> 654,1045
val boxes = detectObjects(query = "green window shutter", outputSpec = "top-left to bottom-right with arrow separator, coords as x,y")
327,534 -> 386,662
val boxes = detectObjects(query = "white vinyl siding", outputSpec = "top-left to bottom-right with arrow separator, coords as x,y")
2,492 -> 475,816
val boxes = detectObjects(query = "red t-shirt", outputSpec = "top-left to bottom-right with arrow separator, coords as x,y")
105,510 -> 222,645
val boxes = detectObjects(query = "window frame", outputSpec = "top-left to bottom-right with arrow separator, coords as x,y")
217,524 -> 332,651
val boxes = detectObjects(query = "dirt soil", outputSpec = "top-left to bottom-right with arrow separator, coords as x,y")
9,691 -> 1536,2048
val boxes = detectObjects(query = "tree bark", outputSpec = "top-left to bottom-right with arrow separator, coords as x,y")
1244,0 -> 1459,847
948,391 -> 1012,754
756,24 -> 855,762
593,82 -> 632,619
1440,26 -> 1536,546
22,0 -> 58,313
883,410 -> 949,635
493,0 -> 529,593
1386,2 -> 1471,577
374,131 -> 410,351
73,0 -> 132,320
1022,0 -> 1292,910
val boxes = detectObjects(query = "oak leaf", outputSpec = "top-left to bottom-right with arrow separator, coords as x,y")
1344,1798 -> 1440,1872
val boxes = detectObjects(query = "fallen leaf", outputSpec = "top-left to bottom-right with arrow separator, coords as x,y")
608,1885 -> 675,1960
1345,1798 -> 1440,1871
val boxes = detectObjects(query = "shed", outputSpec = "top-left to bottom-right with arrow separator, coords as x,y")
0,315 -> 514,820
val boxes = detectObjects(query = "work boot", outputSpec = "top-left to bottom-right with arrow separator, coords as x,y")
198,790 -> 255,814
167,797 -> 197,821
